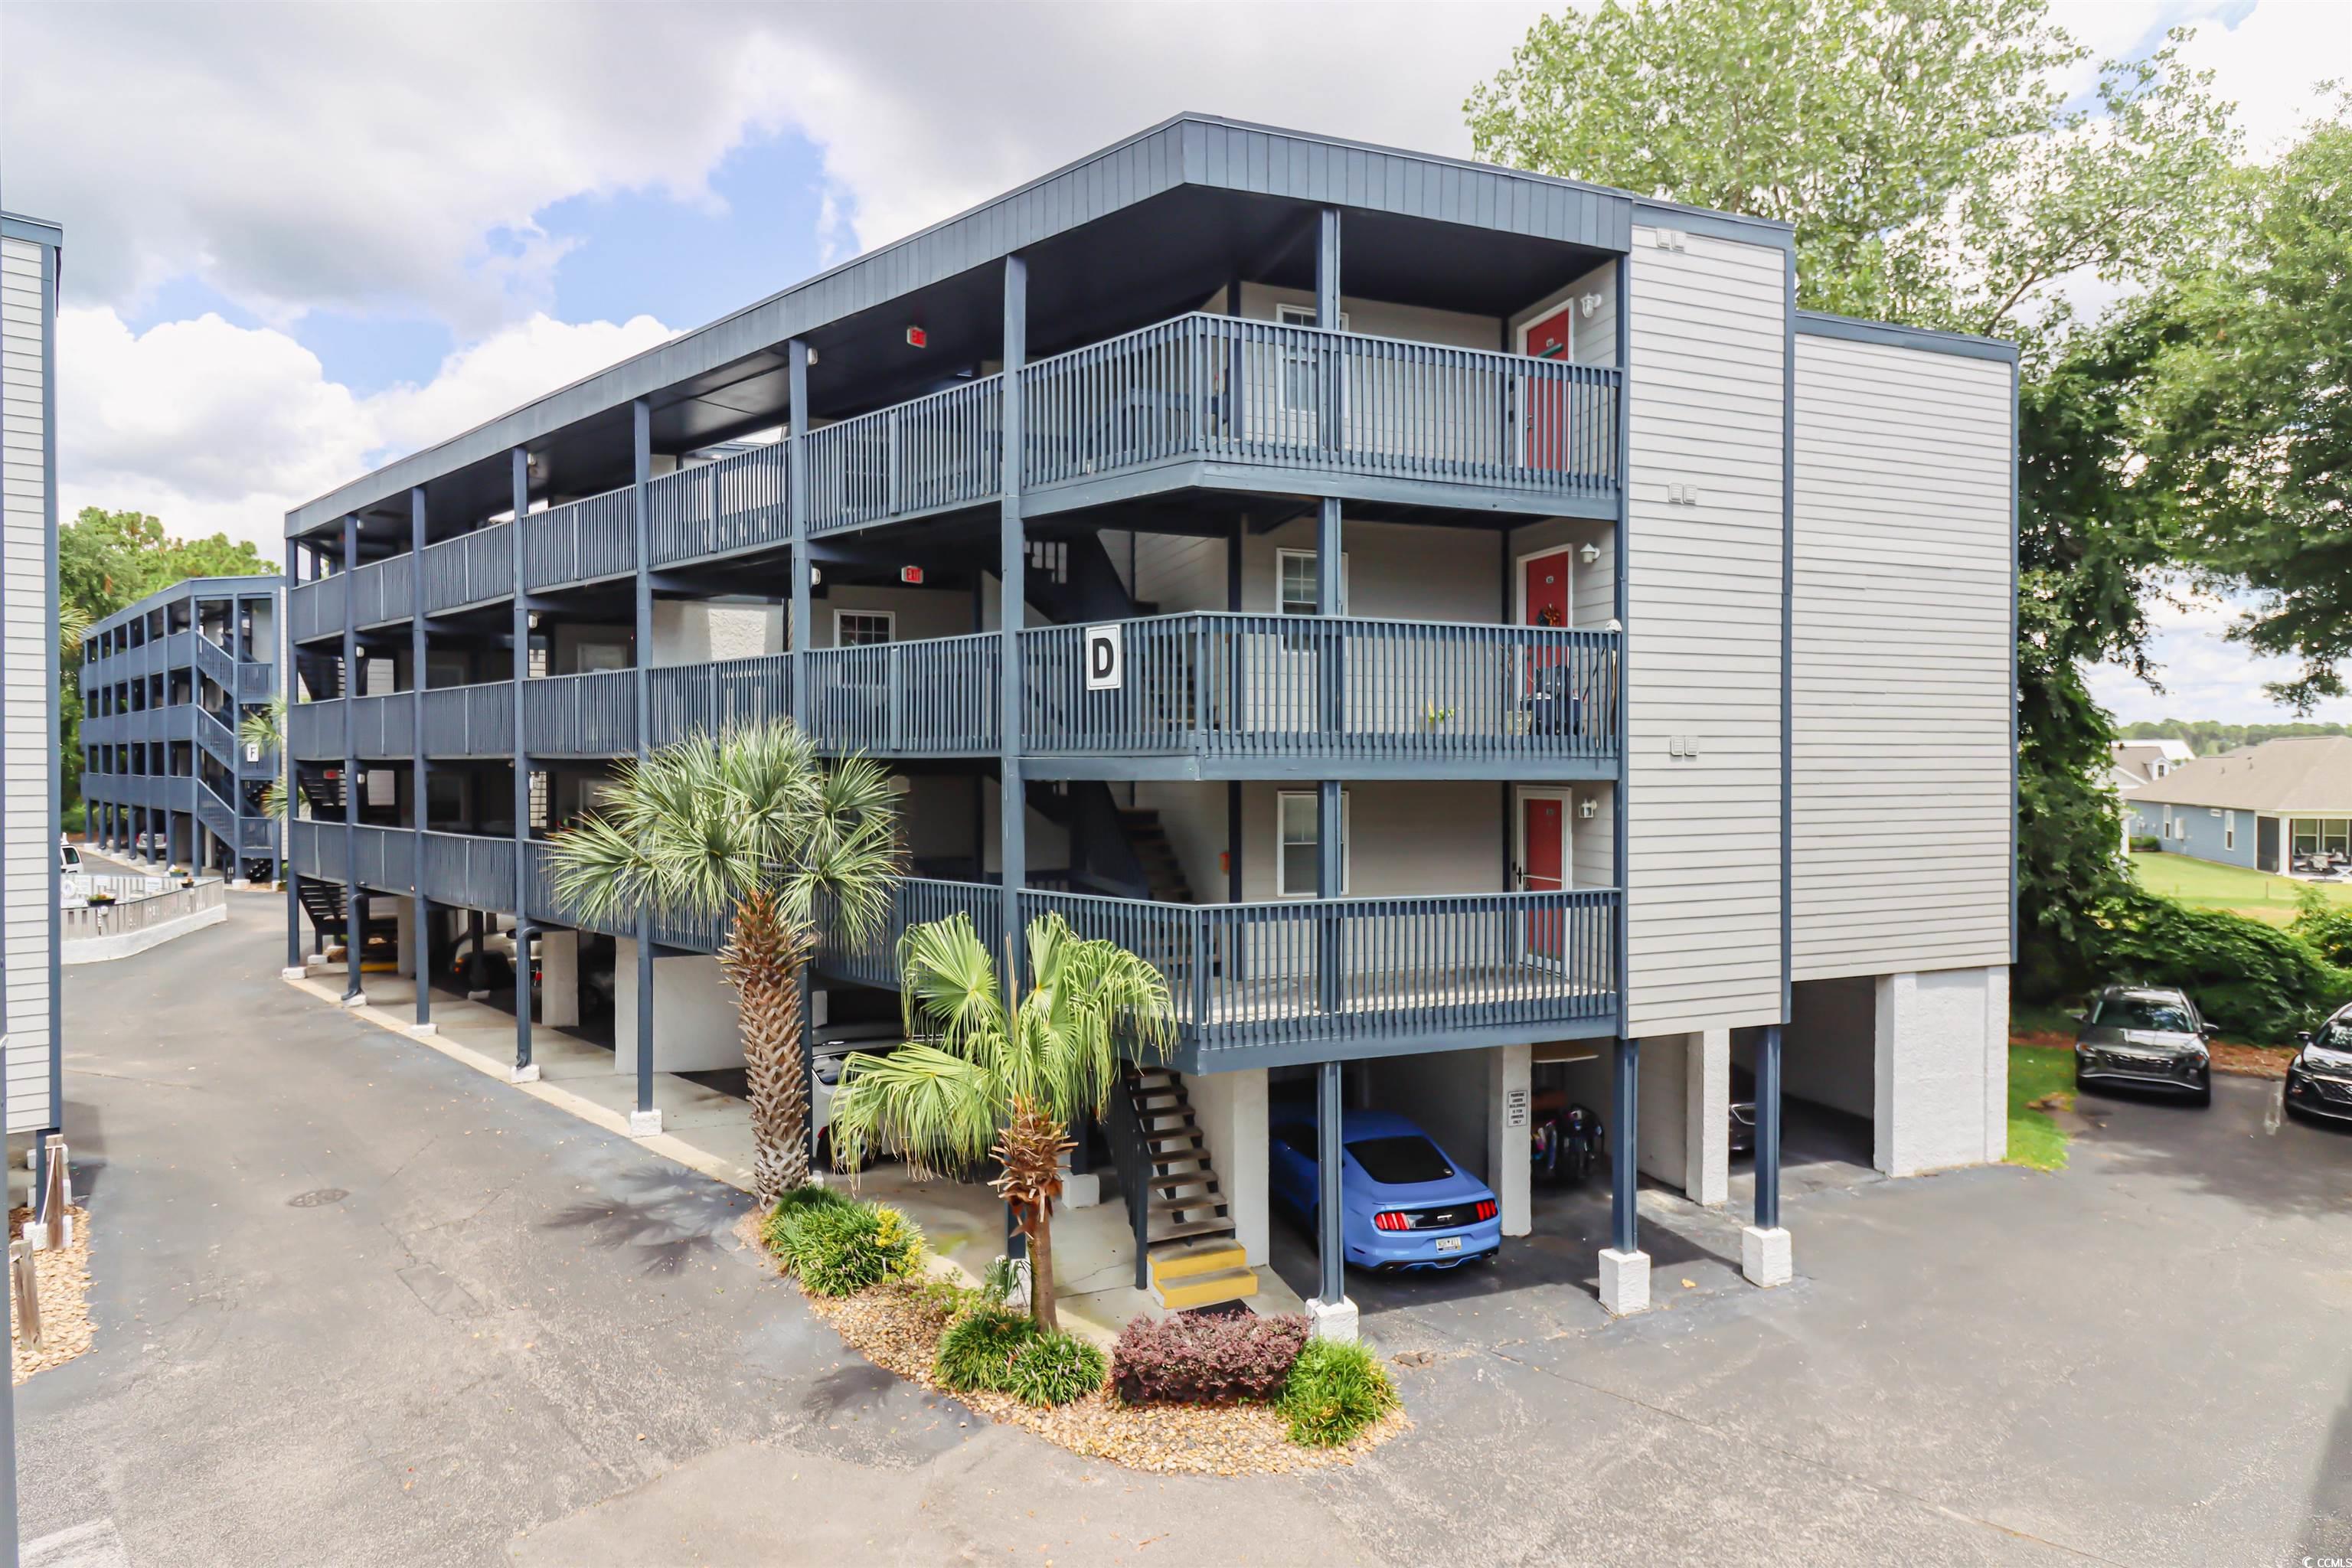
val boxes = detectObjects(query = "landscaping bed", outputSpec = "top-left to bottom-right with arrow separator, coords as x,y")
10,1206 -> 93,1385
740,1190 -> 1408,1476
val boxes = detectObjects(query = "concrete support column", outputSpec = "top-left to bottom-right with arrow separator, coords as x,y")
1187,1068 -> 1269,1266
1599,1034 -> 1650,1315
1636,1029 -> 1729,1206
996,256 -> 1027,991
1308,1058 -> 1354,1341
614,944 -> 744,1073
539,928 -> 580,1029
341,513 -> 362,1001
1486,1042 -> 1533,1236
1873,965 -> 2010,1176
629,400 -> 659,1136
393,899 -> 417,978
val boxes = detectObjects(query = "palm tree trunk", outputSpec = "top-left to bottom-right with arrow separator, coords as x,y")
720,887 -> 812,1207
1024,1200 -> 1058,1333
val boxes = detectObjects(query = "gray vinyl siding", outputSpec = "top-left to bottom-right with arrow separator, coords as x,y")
2131,802 -> 2257,870
1623,226 -> 1788,1034
2,232 -> 53,1132
1791,333 -> 2013,982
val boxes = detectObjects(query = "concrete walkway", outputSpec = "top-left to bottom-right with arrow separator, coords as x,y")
20,896 -> 2352,1565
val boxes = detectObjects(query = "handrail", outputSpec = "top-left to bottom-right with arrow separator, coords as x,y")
1022,612 -> 1619,763
420,521 -> 514,613
805,375 -> 1003,537
802,633 -> 1000,754
420,681 -> 517,758
1104,1070 -> 1155,1290
648,443 -> 793,566
524,489 -> 638,591
1020,312 -> 1621,497
648,652 -> 794,748
523,668 -> 637,756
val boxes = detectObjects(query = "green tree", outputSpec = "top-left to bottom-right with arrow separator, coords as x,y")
827,912 -> 1173,1332
547,721 -> 900,1205
1467,0 -> 2243,986
2138,105 -> 2352,710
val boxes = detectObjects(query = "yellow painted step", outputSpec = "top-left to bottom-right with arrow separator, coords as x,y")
1149,1239 -> 1246,1284
1154,1265 -> 1258,1312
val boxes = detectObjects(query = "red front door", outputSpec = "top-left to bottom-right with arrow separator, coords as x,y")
1522,549 -> 1570,630
1522,793 -> 1566,961
1521,302 -> 1576,471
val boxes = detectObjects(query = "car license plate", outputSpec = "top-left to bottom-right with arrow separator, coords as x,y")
1434,1236 -> 1462,1253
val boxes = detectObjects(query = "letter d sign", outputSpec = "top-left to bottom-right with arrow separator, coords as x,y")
1083,624 -> 1123,691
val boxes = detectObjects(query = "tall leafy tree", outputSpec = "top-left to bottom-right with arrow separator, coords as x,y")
1467,0 -> 2242,983
2139,106 -> 2352,710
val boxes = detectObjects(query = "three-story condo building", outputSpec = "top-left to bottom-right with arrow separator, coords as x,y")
81,575 -> 285,881
278,116 -> 2017,1328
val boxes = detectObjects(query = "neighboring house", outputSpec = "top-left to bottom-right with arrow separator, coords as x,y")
80,575 -> 286,880
275,116 -> 2016,1325
3,211 -> 63,1152
2112,737 -> 2193,795
2125,735 -> 2352,874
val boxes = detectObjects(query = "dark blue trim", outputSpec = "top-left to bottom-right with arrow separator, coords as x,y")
1781,247 -> 1795,1021
2009,359 -> 2020,965
1795,310 -> 2017,364
42,227 -> 63,1138
1612,253 -> 1630,1041
1,212 -> 64,247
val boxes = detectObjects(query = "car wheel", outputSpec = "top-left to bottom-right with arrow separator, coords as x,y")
2192,1075 -> 2213,1109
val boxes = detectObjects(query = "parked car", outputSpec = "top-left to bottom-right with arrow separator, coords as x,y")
1268,1106 -> 1500,1272
57,836 -> 80,876
2283,1004 -> 2352,1125
812,1022 -> 913,1166
2073,985 -> 2214,1106
1729,1063 -> 1757,1155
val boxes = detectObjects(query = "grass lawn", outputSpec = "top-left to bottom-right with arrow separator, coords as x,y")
2007,1047 -> 2075,1171
2128,851 -> 2352,925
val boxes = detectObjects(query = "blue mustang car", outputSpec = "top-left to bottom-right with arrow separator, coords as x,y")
1268,1106 -> 1501,1272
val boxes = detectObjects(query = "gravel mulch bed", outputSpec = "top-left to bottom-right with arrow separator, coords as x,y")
10,1206 -> 93,1385
735,1214 -> 1407,1475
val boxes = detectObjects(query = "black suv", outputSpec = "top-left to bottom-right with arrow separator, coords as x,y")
2285,1004 -> 2352,1124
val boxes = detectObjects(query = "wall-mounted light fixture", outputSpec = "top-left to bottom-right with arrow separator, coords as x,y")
1579,796 -> 1599,820
1580,292 -> 1604,318
1579,541 -> 1599,566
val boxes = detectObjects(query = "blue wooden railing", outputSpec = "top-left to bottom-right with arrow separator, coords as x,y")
522,669 -> 636,756
1023,612 -> 1619,765
420,522 -> 514,613
420,682 -> 517,758
805,375 -> 1004,537
290,821 -> 1621,1060
524,490 -> 637,591
646,443 -> 793,567
802,633 -> 1001,754
648,652 -> 795,746
1021,313 -> 1621,499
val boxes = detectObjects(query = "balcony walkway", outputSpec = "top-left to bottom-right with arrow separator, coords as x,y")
289,312 -> 1622,645
289,822 -> 1622,1072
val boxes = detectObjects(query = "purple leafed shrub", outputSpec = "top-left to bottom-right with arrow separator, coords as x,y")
1112,1311 -> 1310,1405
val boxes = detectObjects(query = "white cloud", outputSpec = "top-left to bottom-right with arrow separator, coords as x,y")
56,308 -> 674,556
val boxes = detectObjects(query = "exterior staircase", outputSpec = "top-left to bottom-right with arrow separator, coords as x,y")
1121,1066 -> 1258,1312
1115,808 -> 1196,905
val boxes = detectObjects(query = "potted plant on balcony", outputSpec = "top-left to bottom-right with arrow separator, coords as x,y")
826,910 -> 1172,1332
546,720 -> 900,1207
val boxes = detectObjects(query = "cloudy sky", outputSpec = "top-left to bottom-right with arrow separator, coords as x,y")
5,0 -> 2345,720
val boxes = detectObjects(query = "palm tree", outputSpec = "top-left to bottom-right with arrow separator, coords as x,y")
828,911 -> 1174,1331
239,694 -> 289,822
547,720 -> 900,1204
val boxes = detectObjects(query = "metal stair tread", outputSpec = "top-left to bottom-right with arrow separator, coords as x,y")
1145,1215 -> 1237,1243
1151,1265 -> 1259,1311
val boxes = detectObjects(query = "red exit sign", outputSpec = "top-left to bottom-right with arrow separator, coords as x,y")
900,566 -> 924,585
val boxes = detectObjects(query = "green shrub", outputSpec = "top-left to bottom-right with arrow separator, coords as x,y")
979,1253 -> 1022,1305
934,1305 -> 1040,1393
1277,1338 -> 1400,1447
1003,1331 -> 1109,1407
2128,835 -> 2161,854
2092,890 -> 2352,1041
773,1197 -> 926,1297
760,1184 -> 856,1262
2292,890 -> 2352,970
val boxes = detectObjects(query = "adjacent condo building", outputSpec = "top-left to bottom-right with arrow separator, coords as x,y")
276,117 -> 2017,1321
80,575 -> 286,881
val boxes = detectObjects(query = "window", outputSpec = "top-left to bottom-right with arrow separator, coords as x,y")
1346,1135 -> 1454,1184
2089,995 -> 2197,1034
1276,789 -> 1349,897
1274,302 -> 1348,413
835,609 -> 895,647
2225,810 -> 2236,851
1276,549 -> 1348,616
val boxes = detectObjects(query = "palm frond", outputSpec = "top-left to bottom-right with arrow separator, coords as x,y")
897,914 -> 1010,1064
239,693 -> 287,755
828,1042 -> 999,1173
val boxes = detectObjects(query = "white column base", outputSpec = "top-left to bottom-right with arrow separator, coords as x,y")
1741,1226 -> 1793,1288
628,1109 -> 663,1138
305,954 -> 332,975
406,1022 -> 438,1037
341,991 -> 370,1008
1598,1247 -> 1651,1315
231,878 -> 251,890
466,990 -> 492,1003
1305,1296 -> 1359,1343
509,1063 -> 541,1085
1059,1171 -> 1101,1209
279,965 -> 308,980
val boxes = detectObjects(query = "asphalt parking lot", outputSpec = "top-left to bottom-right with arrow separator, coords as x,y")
20,898 -> 2352,1566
